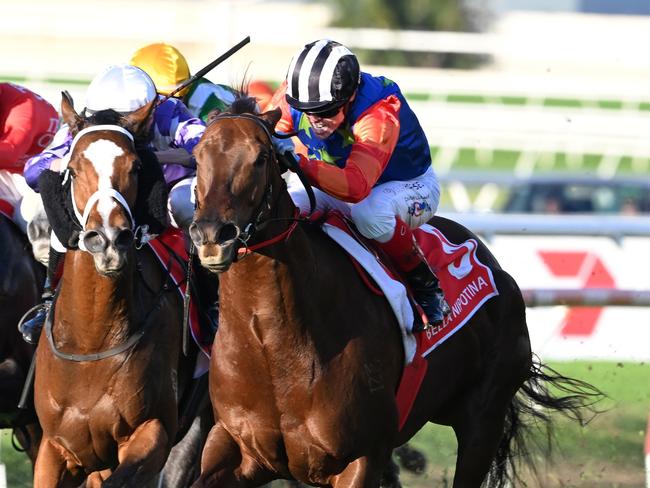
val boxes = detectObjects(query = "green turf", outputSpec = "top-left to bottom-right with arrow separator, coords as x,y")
401,360 -> 650,487
0,431 -> 32,488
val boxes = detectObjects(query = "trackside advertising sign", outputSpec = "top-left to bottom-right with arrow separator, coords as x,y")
484,235 -> 650,361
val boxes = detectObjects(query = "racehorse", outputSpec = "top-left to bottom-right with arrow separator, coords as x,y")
0,210 -> 45,464
32,94 -> 202,487
188,96 -> 600,488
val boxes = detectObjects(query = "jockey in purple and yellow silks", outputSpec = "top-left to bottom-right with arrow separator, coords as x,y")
268,39 -> 447,330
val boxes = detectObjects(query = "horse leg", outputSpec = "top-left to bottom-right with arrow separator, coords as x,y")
159,404 -> 213,487
192,421 -> 244,487
33,438 -> 84,488
331,453 -> 390,488
451,344 -> 531,487
85,469 -> 111,487
101,419 -> 170,488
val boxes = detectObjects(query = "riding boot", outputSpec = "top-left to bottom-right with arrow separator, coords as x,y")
377,217 -> 447,332
19,248 -> 65,344
405,258 -> 447,331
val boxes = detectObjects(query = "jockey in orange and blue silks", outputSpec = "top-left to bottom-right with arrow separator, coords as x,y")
269,39 -> 447,329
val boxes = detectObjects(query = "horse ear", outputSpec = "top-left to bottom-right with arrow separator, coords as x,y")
122,98 -> 157,140
259,108 -> 282,131
61,91 -> 84,136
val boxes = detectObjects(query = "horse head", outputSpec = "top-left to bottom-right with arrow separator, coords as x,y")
60,93 -> 156,276
189,96 -> 282,273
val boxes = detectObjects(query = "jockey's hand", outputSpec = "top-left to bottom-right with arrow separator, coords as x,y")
154,148 -> 195,168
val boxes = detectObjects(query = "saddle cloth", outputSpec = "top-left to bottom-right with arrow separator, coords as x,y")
321,212 -> 499,429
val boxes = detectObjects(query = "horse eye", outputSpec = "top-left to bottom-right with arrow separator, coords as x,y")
131,160 -> 142,174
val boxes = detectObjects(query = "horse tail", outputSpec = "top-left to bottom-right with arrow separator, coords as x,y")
487,356 -> 604,488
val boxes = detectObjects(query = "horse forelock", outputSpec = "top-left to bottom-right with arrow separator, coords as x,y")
227,95 -> 259,116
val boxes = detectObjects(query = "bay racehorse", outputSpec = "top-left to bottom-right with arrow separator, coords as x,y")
0,208 -> 45,464
32,94 -> 204,487
188,96 -> 600,488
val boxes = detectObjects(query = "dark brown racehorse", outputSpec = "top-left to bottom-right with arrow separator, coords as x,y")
32,95 -> 195,487
0,211 -> 45,464
188,97 -> 600,488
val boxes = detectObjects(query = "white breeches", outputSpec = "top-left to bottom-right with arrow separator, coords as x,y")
168,177 -> 196,231
0,169 -> 43,234
287,166 -> 440,242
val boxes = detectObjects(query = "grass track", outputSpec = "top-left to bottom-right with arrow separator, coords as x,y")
402,360 -> 650,487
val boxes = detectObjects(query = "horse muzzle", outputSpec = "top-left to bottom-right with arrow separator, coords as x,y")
189,220 -> 240,273
82,228 -> 134,276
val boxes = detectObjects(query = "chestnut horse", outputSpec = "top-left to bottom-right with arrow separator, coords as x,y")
0,211 -> 44,464
32,95 -> 195,487
188,97 -> 599,488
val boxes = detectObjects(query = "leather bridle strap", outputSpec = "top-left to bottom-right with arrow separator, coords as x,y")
237,209 -> 301,257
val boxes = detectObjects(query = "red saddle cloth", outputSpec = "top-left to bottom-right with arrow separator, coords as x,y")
0,199 -> 13,220
322,212 -> 499,431
147,228 -> 208,357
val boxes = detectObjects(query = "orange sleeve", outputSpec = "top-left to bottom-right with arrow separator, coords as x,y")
299,95 -> 401,203
267,80 -> 295,134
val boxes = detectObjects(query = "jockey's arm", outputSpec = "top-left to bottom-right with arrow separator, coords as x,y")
166,98 -> 206,155
300,96 -> 401,203
0,98 -> 36,168
24,126 -> 72,191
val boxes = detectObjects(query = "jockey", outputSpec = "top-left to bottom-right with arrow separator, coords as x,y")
20,64 -> 206,343
269,39 -> 446,330
0,82 -> 59,232
130,42 -> 238,124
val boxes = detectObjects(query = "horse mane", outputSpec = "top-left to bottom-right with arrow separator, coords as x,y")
227,95 -> 259,116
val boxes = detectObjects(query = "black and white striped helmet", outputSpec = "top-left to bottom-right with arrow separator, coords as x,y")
285,40 -> 360,114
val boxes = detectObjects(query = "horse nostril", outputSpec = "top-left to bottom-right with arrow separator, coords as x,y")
217,223 -> 238,244
83,230 -> 108,253
114,229 -> 134,250
189,221 -> 204,246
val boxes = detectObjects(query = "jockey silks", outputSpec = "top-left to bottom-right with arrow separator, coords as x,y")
288,73 -> 432,186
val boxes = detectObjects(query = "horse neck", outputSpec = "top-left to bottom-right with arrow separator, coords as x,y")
55,249 -> 136,347
218,177 -> 335,352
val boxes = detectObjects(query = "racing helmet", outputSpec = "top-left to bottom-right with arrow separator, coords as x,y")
85,64 -> 157,114
285,39 -> 360,114
130,43 -> 191,96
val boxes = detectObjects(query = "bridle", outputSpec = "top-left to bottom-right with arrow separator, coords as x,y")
66,124 -> 153,251
204,113 -> 306,256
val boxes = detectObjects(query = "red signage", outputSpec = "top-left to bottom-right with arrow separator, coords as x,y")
538,251 -> 615,336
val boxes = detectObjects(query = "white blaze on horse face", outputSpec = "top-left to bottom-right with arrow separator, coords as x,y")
83,139 -> 125,237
